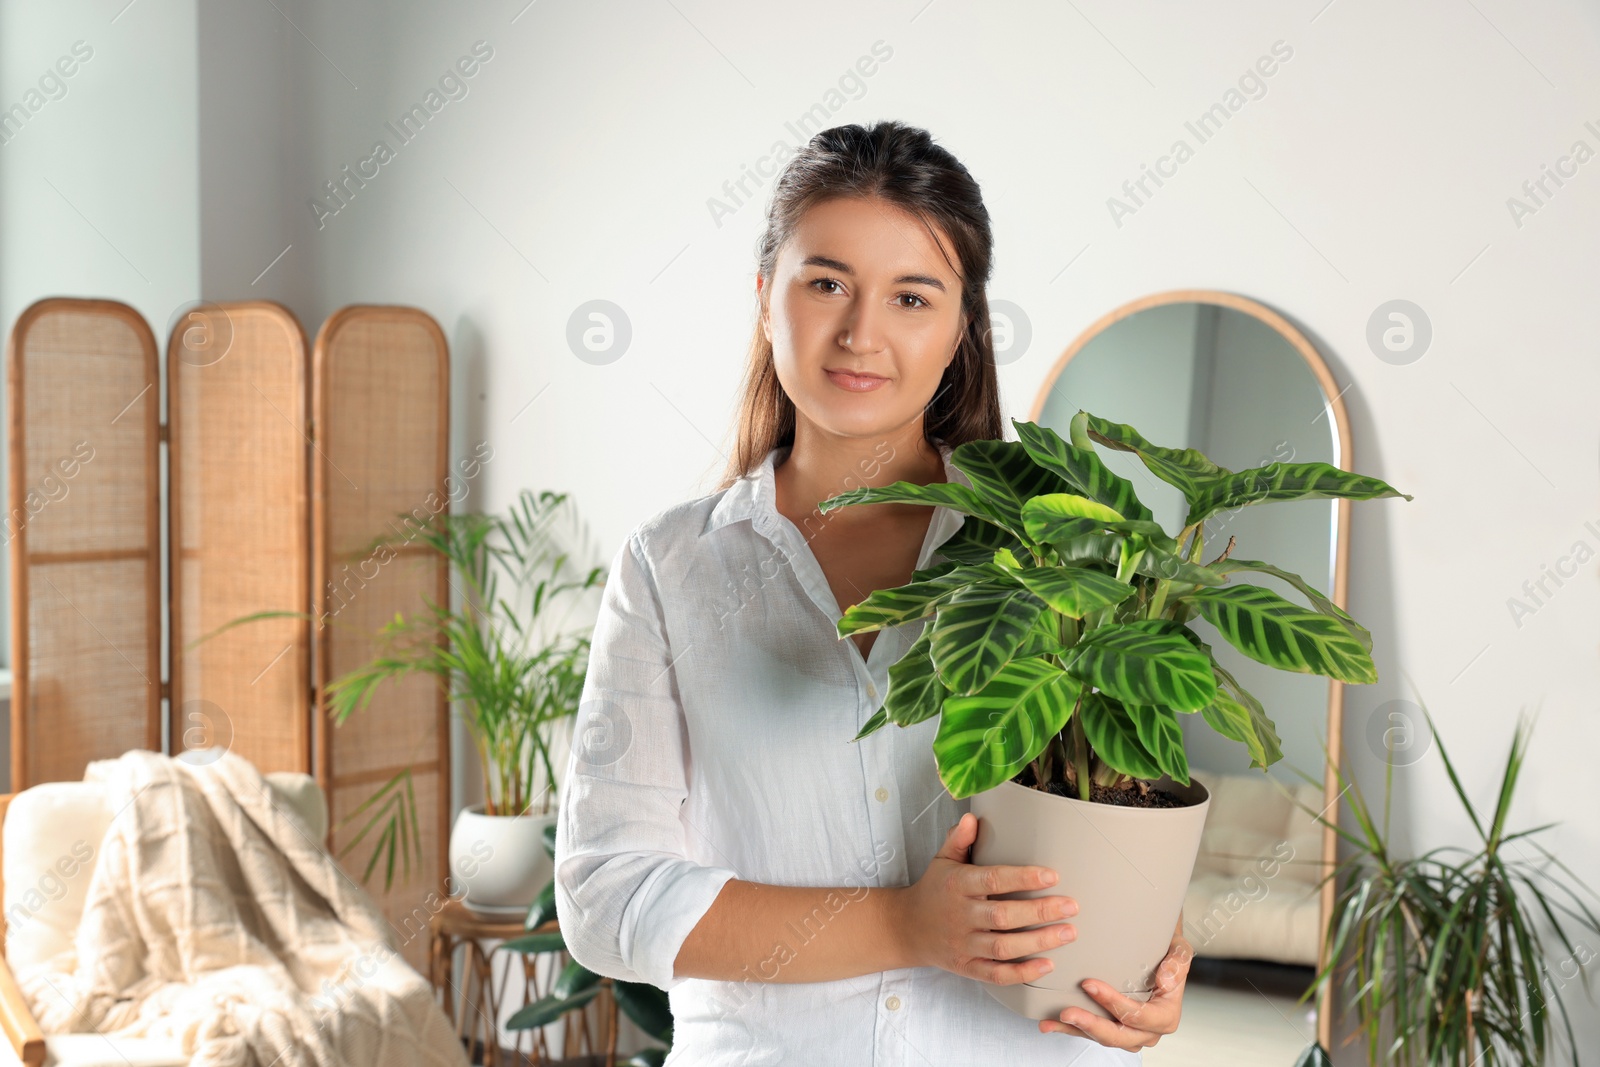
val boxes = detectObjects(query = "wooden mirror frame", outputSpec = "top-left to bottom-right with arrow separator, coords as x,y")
1028,288 -> 1348,1050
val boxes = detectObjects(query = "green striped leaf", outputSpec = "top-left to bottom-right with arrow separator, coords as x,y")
1211,559 -> 1370,652
934,516 -> 1027,566
1125,703 -> 1190,785
933,656 -> 1080,798
1012,418 -> 1154,522
854,705 -> 890,741
883,627 -> 947,727
1185,461 -> 1412,527
821,480 -> 1019,535
929,584 -> 1049,695
1015,609 -> 1070,659
1185,583 -> 1377,684
950,439 -> 1079,534
1084,414 -> 1231,504
1016,564 -> 1137,619
836,563 -> 1006,636
1078,692 -> 1162,780
1205,659 -> 1284,768
1199,687 -> 1271,769
1065,620 -> 1217,711
507,986 -> 602,1030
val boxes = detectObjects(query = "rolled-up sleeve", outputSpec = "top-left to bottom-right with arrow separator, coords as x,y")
554,530 -> 740,992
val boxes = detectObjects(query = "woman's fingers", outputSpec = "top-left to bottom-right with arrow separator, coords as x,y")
1079,979 -> 1181,1035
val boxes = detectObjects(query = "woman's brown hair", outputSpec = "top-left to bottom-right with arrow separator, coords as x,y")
716,120 -> 1004,491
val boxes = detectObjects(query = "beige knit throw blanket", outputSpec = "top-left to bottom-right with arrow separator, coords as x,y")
15,749 -> 470,1067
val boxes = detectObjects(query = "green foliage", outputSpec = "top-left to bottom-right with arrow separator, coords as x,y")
829,413 -> 1411,801
501,814 -> 675,1063
1298,709 -> 1600,1066
186,489 -> 602,890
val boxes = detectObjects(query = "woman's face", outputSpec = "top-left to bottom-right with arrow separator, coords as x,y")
760,195 -> 967,442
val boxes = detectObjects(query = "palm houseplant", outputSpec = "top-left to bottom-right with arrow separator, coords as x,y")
1296,708 -> 1600,1067
326,488 -> 601,913
191,488 -> 601,910
821,411 -> 1412,1022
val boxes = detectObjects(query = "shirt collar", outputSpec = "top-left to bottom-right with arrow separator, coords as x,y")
704,439 -> 969,536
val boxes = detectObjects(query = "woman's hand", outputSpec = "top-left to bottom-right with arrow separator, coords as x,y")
893,812 -> 1078,985
1040,919 -> 1194,1049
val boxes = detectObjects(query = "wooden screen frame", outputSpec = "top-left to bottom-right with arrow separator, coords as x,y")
5,298 -> 162,792
1030,288 -> 1351,1051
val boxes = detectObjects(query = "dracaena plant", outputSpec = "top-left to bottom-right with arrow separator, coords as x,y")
823,412 -> 1412,802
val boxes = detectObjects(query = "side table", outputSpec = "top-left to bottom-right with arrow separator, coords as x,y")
428,897 -> 618,1066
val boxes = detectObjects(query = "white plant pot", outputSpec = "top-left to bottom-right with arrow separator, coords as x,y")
968,775 -> 1210,1022
448,804 -> 559,917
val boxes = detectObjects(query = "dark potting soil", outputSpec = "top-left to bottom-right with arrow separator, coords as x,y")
1014,765 -> 1187,809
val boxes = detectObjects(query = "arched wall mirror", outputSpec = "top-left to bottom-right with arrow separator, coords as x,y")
1029,290 -> 1349,1062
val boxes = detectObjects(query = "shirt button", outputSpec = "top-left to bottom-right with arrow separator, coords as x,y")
874,786 -> 888,802
866,684 -> 879,701
885,995 -> 901,1011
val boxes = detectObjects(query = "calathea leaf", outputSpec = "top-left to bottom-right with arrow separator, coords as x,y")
1184,462 -> 1412,528
1205,657 -> 1284,768
1124,703 -> 1190,784
1084,414 -> 1231,505
933,656 -> 1080,798
1078,691 -> 1162,780
1064,619 -> 1217,711
1015,564 -> 1137,619
882,626 -> 946,728
820,479 -> 1019,536
929,583 -> 1050,695
950,439 -> 1079,534
837,562 -> 1008,636
1011,417 -> 1154,522
934,516 -> 1027,566
1183,583 -> 1377,684
1210,559 -> 1370,652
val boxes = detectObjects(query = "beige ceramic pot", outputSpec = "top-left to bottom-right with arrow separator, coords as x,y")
968,774 -> 1210,1021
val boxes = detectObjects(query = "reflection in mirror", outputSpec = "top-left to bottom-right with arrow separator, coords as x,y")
1031,293 -> 1345,1067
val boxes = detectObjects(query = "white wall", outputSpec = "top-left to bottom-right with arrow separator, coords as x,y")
5,0 -> 1600,1058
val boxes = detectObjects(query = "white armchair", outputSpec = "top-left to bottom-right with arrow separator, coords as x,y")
0,772 -> 328,1067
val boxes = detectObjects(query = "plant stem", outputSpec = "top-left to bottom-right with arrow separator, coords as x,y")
1070,713 -> 1091,802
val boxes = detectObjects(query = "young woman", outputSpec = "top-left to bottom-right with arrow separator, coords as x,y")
555,120 -> 1192,1063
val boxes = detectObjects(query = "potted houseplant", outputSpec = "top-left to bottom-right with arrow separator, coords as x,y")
325,488 -> 602,913
190,489 -> 601,907
1295,708 -> 1600,1067
821,411 -> 1411,1022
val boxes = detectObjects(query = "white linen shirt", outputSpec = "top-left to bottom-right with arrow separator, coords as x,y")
554,440 -> 1141,1066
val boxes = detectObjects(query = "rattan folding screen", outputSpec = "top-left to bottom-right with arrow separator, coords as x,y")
168,301 -> 312,776
7,299 -> 450,967
6,299 -> 163,789
313,306 -> 450,973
